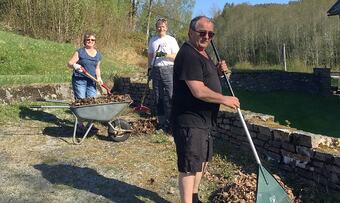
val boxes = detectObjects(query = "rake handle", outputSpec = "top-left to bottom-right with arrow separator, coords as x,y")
140,45 -> 161,104
211,40 -> 262,165
80,67 -> 112,95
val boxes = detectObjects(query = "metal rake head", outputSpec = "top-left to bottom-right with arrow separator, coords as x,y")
133,104 -> 151,114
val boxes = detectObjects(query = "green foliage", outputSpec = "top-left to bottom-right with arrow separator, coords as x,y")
0,31 -> 136,86
233,62 -> 286,71
214,0 -> 340,71
287,58 -> 313,73
211,154 -> 239,179
0,0 -> 193,49
4,0 -> 340,74
138,0 -> 194,44
0,101 -> 71,124
0,103 -> 21,123
235,90 -> 340,138
150,133 -> 171,144
0,0 -> 131,45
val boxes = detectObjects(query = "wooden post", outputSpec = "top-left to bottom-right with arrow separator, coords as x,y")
283,43 -> 287,71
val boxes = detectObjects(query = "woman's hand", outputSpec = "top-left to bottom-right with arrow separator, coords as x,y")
73,63 -> 83,72
97,77 -> 103,85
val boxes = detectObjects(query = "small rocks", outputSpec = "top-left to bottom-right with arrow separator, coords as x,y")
147,178 -> 155,185
168,187 -> 176,194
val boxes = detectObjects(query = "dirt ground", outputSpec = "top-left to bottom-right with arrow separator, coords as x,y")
1,106 -> 339,203
0,129 -> 179,202
0,107 -> 182,203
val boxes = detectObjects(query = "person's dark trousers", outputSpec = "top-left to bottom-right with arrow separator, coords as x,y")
152,65 -> 173,129
193,193 -> 202,203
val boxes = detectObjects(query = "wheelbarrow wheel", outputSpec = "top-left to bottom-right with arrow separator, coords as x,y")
108,119 -> 132,142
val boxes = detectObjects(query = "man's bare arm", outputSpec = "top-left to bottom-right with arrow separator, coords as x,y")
186,80 -> 240,109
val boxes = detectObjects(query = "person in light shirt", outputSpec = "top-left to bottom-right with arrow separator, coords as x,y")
148,18 -> 179,132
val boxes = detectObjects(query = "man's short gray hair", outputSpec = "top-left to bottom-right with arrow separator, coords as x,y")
189,16 -> 213,31
156,18 -> 168,28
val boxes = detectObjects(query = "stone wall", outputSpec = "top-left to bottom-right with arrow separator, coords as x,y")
113,76 -> 340,191
0,83 -> 73,104
214,110 -> 340,191
229,68 -> 331,95
113,77 -> 155,111
1,72 -> 339,190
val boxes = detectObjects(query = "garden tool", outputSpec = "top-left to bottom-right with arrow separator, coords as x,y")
211,40 -> 292,203
79,67 -> 112,95
134,45 -> 161,114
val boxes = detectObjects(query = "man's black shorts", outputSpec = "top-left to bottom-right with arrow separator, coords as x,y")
173,127 -> 213,173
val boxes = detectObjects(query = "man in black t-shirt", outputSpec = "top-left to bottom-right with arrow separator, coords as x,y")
172,16 -> 240,203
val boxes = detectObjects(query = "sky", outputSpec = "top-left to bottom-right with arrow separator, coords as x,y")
193,0 -> 291,17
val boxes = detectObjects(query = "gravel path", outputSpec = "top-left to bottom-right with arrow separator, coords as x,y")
0,120 -> 179,203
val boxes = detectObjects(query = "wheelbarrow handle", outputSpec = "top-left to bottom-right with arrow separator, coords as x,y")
35,98 -> 67,103
30,105 -> 70,108
79,67 -> 112,95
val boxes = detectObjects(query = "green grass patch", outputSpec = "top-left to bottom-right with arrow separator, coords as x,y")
0,31 -> 138,86
233,61 -> 286,71
150,133 -> 172,144
331,77 -> 340,89
0,103 -> 22,123
233,90 -> 340,138
0,101 -> 72,125
232,60 -> 316,73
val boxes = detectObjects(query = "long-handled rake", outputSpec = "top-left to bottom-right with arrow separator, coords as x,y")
79,67 -> 112,95
211,40 -> 292,203
134,45 -> 161,114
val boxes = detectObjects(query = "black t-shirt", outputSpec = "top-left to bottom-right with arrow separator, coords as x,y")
172,42 -> 222,128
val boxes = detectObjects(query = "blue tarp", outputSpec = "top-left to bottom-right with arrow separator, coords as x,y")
327,0 -> 340,16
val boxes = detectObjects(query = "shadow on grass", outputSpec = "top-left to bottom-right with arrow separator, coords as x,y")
19,106 -> 132,143
19,106 -> 73,126
19,106 -> 78,141
210,139 -> 340,202
34,163 -> 170,203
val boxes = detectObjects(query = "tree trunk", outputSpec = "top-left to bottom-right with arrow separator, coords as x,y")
145,0 -> 152,48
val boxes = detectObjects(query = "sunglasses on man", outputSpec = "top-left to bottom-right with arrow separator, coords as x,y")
193,30 -> 215,39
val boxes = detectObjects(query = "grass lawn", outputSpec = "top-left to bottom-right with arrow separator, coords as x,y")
232,89 -> 340,138
0,31 -> 139,86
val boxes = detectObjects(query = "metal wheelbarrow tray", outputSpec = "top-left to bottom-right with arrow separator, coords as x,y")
31,99 -> 133,144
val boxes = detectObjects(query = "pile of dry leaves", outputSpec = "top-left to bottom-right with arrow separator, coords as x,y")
207,170 -> 301,203
71,93 -> 132,106
130,118 -> 157,134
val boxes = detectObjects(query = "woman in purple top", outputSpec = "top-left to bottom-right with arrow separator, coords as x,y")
67,32 -> 103,99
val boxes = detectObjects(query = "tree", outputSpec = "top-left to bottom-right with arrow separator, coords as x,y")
214,0 -> 340,71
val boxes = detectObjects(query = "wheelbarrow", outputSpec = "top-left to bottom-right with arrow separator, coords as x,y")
31,99 -> 133,144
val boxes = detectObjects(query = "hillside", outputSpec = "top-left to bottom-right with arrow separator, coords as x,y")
0,30 -> 146,86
